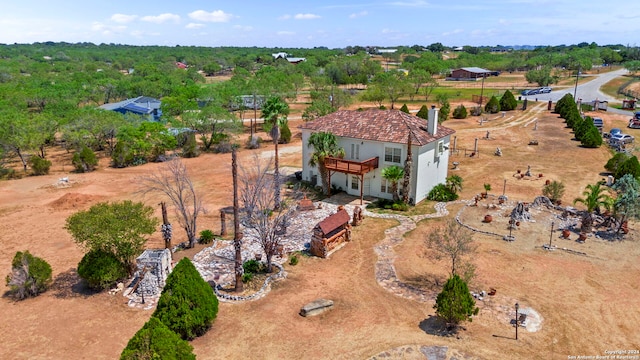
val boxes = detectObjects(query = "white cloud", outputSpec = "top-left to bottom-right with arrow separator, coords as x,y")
278,14 -> 291,20
498,18 -> 510,25
381,28 -> 397,34
442,29 -> 464,36
294,13 -> 321,20
349,11 -> 368,19
277,31 -> 295,35
186,23 -> 205,29
387,0 -> 429,7
188,10 -> 233,23
110,14 -> 137,23
140,13 -> 181,24
91,22 -> 126,35
233,25 -> 253,31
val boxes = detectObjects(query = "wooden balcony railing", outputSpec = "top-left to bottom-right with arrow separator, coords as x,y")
324,156 -> 379,175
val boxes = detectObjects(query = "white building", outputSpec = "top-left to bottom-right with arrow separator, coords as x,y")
299,108 -> 455,204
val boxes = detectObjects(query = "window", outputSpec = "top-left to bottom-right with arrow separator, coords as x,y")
435,141 -> 444,160
384,147 -> 401,163
380,178 -> 390,193
350,143 -> 360,160
351,176 -> 359,190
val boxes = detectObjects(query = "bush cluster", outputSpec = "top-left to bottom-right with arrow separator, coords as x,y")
153,258 -> 219,340
427,184 -> 459,202
499,90 -> 518,111
198,229 -> 215,244
72,146 -> 98,173
370,198 -> 409,211
77,249 -> 128,290
606,153 -> 640,179
484,96 -> 500,114
29,155 -> 52,175
5,251 -> 52,300
120,317 -> 195,360
452,104 -> 468,119
555,94 -> 602,148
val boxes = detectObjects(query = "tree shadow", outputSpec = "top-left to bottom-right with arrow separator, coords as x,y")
402,274 -> 446,292
50,268 -> 100,299
418,315 -> 457,337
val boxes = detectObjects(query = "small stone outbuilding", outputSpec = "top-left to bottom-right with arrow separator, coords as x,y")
310,207 -> 352,258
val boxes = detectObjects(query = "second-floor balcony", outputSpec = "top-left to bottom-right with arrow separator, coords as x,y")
324,156 -> 379,175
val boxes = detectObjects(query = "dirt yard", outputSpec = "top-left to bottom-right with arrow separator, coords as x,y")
1,100 -> 639,359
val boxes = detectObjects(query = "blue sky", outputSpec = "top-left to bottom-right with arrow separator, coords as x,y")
1,1 -> 639,48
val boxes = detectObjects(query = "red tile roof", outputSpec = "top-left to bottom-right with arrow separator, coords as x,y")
299,109 -> 455,146
317,208 -> 351,235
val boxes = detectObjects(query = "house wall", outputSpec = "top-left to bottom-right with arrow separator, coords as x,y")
414,135 -> 452,203
451,69 -> 475,79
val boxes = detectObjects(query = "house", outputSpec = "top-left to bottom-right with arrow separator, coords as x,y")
299,108 -> 455,204
99,96 -> 162,121
175,62 -> 188,69
272,52 -> 289,59
448,67 -> 492,81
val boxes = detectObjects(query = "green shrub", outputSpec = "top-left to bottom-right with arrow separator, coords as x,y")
452,104 -> 468,119
391,202 -> 409,211
499,90 -> 518,111
279,121 -> 292,144
111,141 -> 134,168
213,141 -> 238,154
181,133 -> 199,158
580,125 -> 603,148
153,258 -> 219,340
243,259 -> 264,274
289,254 -> 299,266
470,106 -> 482,116
5,250 -> 52,300
246,135 -> 262,149
199,229 -> 214,244
605,152 -> 630,173
615,156 -> 640,179
427,184 -> 459,202
29,155 -> 51,175
241,273 -> 253,283
416,105 -> 429,120
77,249 -> 128,290
399,104 -> 410,113
484,96 -> 500,114
120,317 -> 195,360
72,146 -> 98,173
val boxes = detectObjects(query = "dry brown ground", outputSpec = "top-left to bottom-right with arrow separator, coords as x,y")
1,99 -> 639,359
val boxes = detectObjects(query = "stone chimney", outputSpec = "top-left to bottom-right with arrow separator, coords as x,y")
427,105 -> 439,136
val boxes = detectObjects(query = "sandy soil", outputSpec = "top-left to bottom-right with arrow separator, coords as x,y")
1,101 -> 639,359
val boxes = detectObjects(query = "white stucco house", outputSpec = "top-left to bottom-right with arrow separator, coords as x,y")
299,107 -> 455,204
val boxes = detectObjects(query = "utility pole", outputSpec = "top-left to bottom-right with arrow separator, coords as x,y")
549,221 -> 555,247
515,302 -> 519,340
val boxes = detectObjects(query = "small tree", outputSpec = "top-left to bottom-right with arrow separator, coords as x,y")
382,165 -> 404,202
399,103 -> 410,113
434,274 -> 479,331
29,155 -> 51,175
307,132 -> 346,195
153,258 -> 219,340
452,104 -> 468,119
437,94 -> 450,123
65,200 -> 158,272
580,126 -> 603,148
5,251 -> 52,300
542,180 -> 565,204
138,158 -> 204,249
446,175 -> 463,195
120,317 -> 195,360
605,152 -> 630,174
77,249 -> 128,290
615,156 -> 640,179
72,145 -> 98,173
416,105 -> 429,120
611,174 -> 640,234
240,156 -> 297,273
484,96 -> 500,114
499,90 -> 518,111
426,219 -> 476,280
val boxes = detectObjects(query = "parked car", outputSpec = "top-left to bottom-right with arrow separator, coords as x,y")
539,87 -> 552,93
521,89 -> 533,96
592,117 -> 603,133
604,128 -> 622,138
610,133 -> 634,145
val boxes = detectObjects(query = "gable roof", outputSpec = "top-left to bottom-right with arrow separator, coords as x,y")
99,96 -> 161,112
299,109 -> 455,146
317,209 -> 350,235
459,67 -> 491,74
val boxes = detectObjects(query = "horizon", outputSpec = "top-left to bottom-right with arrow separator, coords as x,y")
2,1 -> 639,49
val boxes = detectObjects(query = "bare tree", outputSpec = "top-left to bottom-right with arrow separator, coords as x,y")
232,148 -> 243,292
426,219 -> 477,281
138,158 -> 204,248
239,155 -> 297,273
